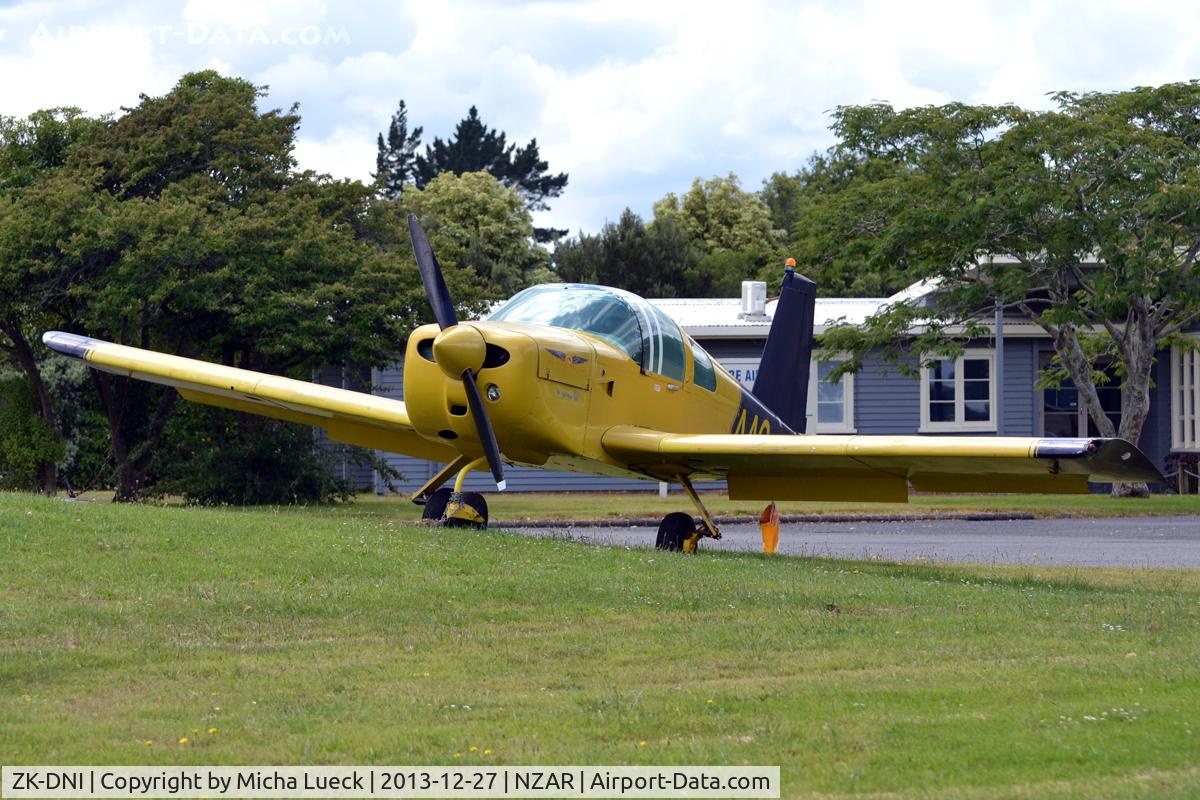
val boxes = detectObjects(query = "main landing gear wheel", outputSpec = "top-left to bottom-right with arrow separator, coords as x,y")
444,491 -> 489,529
656,512 -> 696,552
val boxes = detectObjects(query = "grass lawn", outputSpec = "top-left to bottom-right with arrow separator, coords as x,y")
326,490 -> 1200,523
74,489 -> 1200,522
2,491 -> 1199,798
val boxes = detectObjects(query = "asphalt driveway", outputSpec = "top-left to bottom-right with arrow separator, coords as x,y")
505,515 -> 1200,567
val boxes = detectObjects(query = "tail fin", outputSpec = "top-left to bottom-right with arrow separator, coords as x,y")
751,263 -> 816,433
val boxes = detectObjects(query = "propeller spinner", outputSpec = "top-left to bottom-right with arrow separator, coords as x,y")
407,214 -> 506,491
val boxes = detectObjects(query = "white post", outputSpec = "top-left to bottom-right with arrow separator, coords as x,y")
995,299 -> 1005,436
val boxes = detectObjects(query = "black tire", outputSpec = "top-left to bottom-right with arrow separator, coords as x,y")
421,488 -> 452,521
444,491 -> 489,529
655,511 -> 695,551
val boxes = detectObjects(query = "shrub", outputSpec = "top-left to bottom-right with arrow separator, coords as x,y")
0,376 -> 64,491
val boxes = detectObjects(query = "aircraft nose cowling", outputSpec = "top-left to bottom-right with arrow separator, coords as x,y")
433,324 -> 486,379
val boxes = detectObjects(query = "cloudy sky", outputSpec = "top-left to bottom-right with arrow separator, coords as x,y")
2,0 -> 1199,234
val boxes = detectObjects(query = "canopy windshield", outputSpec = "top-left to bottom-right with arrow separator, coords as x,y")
488,283 -> 687,380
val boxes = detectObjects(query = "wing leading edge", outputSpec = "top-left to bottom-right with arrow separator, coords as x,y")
43,331 -> 457,463
602,426 -> 1164,502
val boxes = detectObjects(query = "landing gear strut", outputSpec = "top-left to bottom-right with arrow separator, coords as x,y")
655,475 -> 721,553
412,455 -> 491,529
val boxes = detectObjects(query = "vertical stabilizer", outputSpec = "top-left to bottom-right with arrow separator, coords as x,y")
751,263 -> 816,433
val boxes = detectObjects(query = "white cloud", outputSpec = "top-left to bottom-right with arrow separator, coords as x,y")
181,0 -> 329,31
292,124 -> 377,182
0,11 -> 174,117
3,0 -> 1200,233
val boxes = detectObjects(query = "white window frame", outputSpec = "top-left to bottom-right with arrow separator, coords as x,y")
1172,338 -> 1200,451
809,353 -> 856,434
920,350 -> 997,433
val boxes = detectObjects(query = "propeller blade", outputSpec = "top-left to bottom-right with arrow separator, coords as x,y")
461,369 -> 506,491
408,213 -> 504,490
407,213 -> 458,330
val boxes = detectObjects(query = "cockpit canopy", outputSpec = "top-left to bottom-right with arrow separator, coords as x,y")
488,283 -> 689,380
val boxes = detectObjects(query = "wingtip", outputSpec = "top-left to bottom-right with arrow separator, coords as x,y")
42,331 -> 97,360
1049,438 -> 1166,484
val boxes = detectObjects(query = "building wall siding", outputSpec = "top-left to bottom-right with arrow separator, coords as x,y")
1138,352 -> 1173,468
854,356 -> 920,435
1000,339 -> 1037,437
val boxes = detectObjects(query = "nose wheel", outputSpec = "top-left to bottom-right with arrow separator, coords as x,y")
420,487 -> 489,529
413,455 -> 493,529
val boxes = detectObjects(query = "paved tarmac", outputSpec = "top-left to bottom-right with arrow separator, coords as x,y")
505,515 -> 1200,567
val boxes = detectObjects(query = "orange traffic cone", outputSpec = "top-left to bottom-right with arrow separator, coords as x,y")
759,501 -> 780,554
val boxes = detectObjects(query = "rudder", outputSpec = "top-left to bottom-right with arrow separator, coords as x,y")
751,263 -> 816,433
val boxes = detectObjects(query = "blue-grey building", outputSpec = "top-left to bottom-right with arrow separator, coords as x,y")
321,280 -> 1200,494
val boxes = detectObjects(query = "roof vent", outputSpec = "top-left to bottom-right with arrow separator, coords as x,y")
739,280 -> 768,319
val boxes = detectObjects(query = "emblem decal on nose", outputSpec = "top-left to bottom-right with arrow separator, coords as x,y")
547,348 -> 589,366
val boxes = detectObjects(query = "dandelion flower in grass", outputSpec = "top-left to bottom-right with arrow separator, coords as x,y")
178,737 -> 189,745
707,699 -> 714,705
144,740 -> 153,747
454,753 -> 462,758
469,745 -> 478,752
208,727 -> 218,734
638,741 -> 647,748
483,749 -> 493,755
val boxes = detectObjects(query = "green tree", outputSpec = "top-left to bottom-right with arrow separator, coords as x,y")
553,208 -> 700,298
410,105 -> 568,239
402,170 -> 553,297
813,82 -> 1200,495
0,108 -> 100,493
2,72 -> 426,501
149,404 -> 359,505
374,100 -> 422,200
0,373 -> 65,491
760,156 -> 904,296
653,174 -> 784,255
554,193 -> 780,300
650,174 -> 785,296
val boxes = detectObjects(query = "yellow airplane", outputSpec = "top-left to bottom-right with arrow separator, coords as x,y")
44,215 -> 1162,552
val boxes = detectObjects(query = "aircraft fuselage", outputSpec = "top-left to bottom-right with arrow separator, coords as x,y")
402,320 -> 789,482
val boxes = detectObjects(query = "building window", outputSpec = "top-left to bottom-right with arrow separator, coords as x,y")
920,351 -> 996,432
1173,341 -> 1200,450
713,354 -> 855,433
1038,352 -> 1121,438
811,357 -> 855,433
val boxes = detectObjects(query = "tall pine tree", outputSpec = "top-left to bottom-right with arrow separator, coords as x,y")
374,100 -> 422,199
413,106 -> 508,186
405,106 -> 568,239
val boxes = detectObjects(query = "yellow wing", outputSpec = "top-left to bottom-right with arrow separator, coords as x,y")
601,426 -> 1164,502
43,331 -> 457,463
